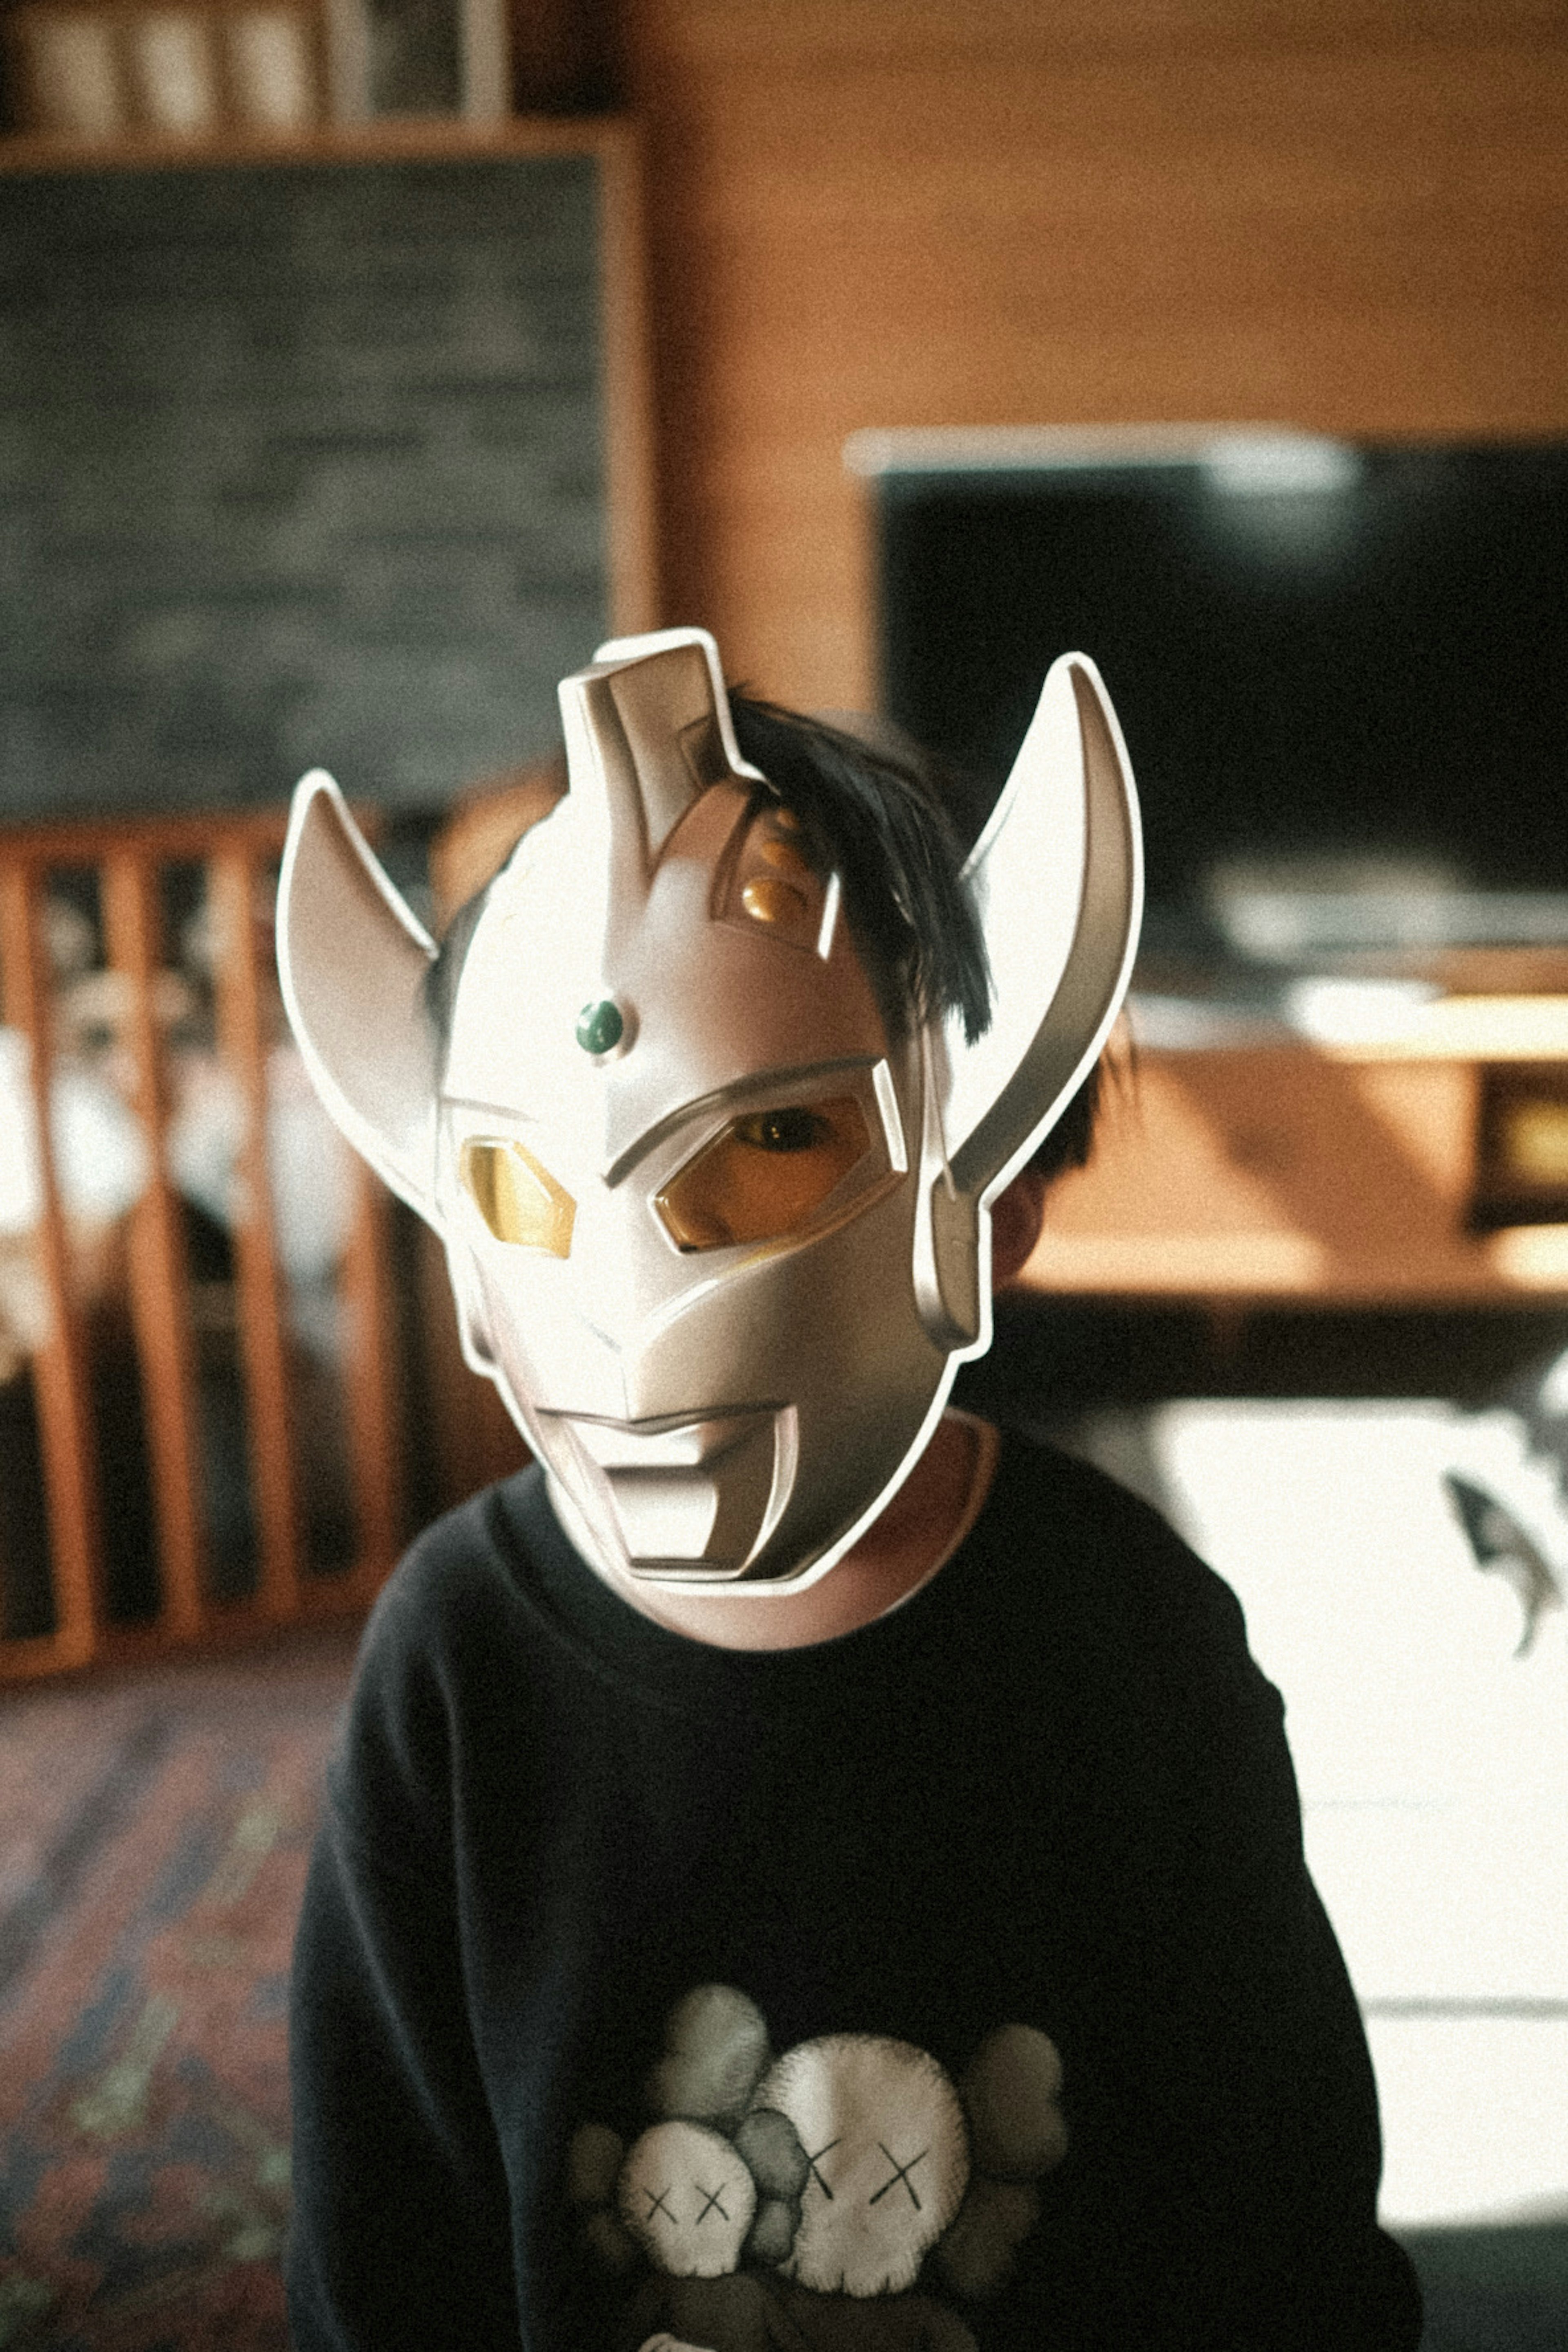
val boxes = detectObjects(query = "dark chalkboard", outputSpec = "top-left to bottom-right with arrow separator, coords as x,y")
0,145 -> 636,820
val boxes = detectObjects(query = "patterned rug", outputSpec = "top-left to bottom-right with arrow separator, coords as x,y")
0,1631 -> 357,2351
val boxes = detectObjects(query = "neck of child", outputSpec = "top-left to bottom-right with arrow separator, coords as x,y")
583,1410 -> 999,1652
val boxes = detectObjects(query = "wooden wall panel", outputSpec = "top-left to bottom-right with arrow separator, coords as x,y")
624,0 -> 1568,707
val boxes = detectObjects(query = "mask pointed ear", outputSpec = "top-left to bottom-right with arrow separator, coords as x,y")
941,654 -> 1142,1203
914,657 -> 1140,1354
276,770 -> 441,1222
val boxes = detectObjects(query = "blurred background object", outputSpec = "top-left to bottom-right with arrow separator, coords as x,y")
427,756 -> 566,927
323,0 -> 506,124
1,0 -> 606,138
0,816 -> 405,1668
6,0 -> 328,138
6,4 -> 127,137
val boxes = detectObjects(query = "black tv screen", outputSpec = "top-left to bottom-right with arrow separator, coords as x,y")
868,432 -> 1568,953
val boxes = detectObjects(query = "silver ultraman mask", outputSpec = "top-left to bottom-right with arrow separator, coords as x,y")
277,628 -> 1141,1591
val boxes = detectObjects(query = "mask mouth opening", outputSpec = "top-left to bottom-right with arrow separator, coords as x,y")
540,1405 -> 800,1581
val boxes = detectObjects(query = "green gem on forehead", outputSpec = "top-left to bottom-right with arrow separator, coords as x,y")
575,998 -> 624,1055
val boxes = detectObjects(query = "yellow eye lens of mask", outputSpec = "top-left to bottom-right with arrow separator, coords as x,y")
656,1097 -> 871,1252
460,1139 -> 575,1256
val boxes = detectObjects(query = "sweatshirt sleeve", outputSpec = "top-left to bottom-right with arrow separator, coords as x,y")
996,1456 -> 1423,2352
287,1555 -> 523,2352
1144,1577 -> 1423,2350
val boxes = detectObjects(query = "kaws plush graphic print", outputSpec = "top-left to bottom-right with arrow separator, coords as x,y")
567,1985 -> 1068,2352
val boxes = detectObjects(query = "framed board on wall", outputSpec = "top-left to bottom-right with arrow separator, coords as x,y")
0,121 -> 655,822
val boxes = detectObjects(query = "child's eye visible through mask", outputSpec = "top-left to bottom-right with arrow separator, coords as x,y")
655,1097 -> 871,1250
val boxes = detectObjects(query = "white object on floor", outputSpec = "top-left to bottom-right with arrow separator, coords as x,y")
1104,1399 -> 1568,2230
1366,2016 -> 1568,2230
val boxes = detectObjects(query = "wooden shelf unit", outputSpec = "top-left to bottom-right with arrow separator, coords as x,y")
0,107 -> 622,175
1026,1020 -> 1568,1309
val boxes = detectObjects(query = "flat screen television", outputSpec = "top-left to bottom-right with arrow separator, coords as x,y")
859,429 -> 1568,962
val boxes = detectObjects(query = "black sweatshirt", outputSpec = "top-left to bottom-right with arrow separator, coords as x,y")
288,1434 -> 1421,2352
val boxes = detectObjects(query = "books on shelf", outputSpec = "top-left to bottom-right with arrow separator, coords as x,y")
9,8 -> 127,139
4,0 -> 518,142
323,0 -> 509,124
125,11 -> 223,136
227,9 -> 320,129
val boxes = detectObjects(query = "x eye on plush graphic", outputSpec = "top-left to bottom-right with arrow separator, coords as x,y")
567,1985 -> 1067,2352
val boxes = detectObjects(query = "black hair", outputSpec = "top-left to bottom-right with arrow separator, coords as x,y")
726,694 -> 1100,1184
423,688 -> 1102,1181
726,693 -> 990,1047
1033,1052 -> 1100,1184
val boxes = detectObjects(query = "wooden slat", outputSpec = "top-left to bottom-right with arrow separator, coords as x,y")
626,1 -> 1568,706
100,852 -> 208,1640
0,111 -> 632,180
0,808 -> 417,1679
337,1159 -> 404,1592
0,811 -> 289,869
0,866 -> 103,1668
208,848 -> 302,1620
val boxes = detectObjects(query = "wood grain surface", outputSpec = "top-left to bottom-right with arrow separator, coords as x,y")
624,0 -> 1568,705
